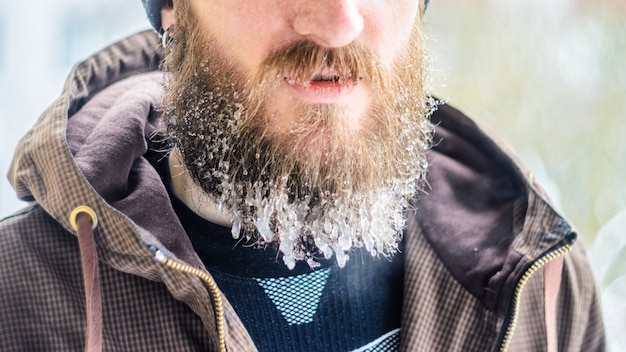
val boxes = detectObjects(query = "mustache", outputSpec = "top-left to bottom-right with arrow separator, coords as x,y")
255,40 -> 388,87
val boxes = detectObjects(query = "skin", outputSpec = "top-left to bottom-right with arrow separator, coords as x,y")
161,0 -> 422,139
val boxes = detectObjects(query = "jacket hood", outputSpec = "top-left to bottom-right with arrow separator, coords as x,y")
414,104 -> 576,314
7,30 -> 200,267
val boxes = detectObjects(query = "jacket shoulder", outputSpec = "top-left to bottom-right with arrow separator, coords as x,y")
0,204 -> 83,291
0,203 -> 78,252
0,204 -> 86,350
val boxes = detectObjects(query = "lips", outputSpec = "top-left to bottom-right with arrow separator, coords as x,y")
284,67 -> 355,103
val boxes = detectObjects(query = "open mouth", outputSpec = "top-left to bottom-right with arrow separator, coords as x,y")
310,73 -> 351,84
284,67 -> 353,87
282,67 -> 357,103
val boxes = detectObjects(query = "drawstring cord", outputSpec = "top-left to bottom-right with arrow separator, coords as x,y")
70,206 -> 103,352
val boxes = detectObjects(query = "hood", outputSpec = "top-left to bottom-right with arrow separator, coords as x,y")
7,30 -> 200,267
414,102 -> 576,316
7,31 -> 248,351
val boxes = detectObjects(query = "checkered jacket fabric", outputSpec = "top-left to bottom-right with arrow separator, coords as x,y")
0,30 -> 605,351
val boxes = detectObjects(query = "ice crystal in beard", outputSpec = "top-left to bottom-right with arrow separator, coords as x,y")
162,20 -> 434,269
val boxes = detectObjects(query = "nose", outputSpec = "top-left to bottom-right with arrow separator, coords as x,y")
292,0 -> 364,48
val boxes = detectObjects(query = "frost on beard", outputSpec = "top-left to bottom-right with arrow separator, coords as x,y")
226,179 -> 416,270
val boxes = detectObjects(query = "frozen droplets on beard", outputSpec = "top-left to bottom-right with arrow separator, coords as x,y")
226,180 -> 416,270
222,105 -> 434,270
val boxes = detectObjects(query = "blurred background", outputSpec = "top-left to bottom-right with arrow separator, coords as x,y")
1,0 -> 624,349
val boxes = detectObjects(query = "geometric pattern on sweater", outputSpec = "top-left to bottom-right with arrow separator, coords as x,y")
255,268 -> 331,325
351,329 -> 400,352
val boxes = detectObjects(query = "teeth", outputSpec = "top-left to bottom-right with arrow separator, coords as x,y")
312,75 -> 340,82
284,70 -> 351,85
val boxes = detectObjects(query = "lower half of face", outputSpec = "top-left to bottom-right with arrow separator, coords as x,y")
247,40 -> 397,166
162,9 -> 433,269
260,82 -> 372,161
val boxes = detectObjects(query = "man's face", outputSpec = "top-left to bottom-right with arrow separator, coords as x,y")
163,0 -> 433,269
184,0 -> 422,142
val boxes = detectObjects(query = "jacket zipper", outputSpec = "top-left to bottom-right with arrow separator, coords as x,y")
151,247 -> 226,352
498,238 -> 574,352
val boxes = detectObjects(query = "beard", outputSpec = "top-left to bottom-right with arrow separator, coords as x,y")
161,5 -> 434,269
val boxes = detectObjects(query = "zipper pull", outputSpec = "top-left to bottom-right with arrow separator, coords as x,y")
147,244 -> 167,263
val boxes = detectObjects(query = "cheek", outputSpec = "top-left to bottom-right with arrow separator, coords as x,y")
190,1 -> 287,77
261,89 -> 299,135
361,1 -> 421,64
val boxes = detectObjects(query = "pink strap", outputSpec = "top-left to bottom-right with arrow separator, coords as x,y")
76,213 -> 103,352
544,256 -> 564,352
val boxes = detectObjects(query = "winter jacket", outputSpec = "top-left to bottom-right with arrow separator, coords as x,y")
0,30 -> 605,351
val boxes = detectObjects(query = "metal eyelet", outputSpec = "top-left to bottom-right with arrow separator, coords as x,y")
70,206 -> 99,231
